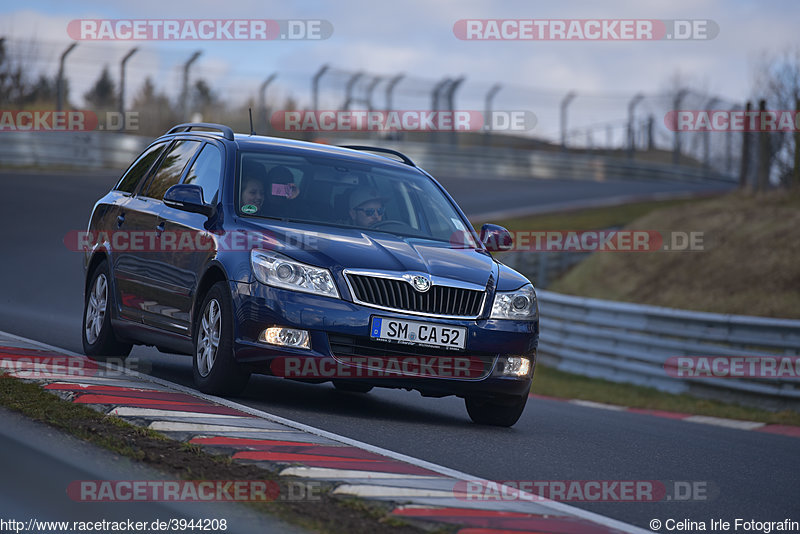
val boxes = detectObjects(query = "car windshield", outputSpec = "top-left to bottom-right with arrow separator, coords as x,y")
237,151 -> 478,246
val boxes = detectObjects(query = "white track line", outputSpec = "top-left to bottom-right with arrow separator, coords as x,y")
108,407 -> 249,419
333,485 -> 461,499
0,329 -> 651,534
280,467 -> 442,480
148,421 -> 292,433
569,399 -> 628,411
684,415 -> 765,430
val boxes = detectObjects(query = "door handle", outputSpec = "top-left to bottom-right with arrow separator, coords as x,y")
156,221 -> 166,234
116,214 -> 125,228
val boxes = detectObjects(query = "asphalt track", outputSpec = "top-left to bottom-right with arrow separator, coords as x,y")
0,407 -> 301,533
3,169 -> 796,531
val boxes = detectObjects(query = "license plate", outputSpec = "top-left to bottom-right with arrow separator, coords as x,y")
370,317 -> 466,350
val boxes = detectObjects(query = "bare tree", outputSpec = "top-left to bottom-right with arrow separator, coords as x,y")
84,66 -> 116,110
131,77 -> 179,136
751,47 -> 800,188
0,38 -> 29,107
0,38 -> 61,109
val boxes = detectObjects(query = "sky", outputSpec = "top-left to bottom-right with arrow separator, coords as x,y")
1,0 -> 797,142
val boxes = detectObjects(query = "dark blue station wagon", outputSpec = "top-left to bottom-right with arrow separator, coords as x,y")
81,123 -> 539,426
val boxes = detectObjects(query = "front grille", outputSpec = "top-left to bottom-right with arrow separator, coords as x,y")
328,334 -> 496,380
347,274 -> 484,317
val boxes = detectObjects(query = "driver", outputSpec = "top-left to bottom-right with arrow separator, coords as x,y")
348,189 -> 387,227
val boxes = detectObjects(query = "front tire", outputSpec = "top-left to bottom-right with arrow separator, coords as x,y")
465,394 -> 528,427
82,259 -> 132,360
192,282 -> 250,396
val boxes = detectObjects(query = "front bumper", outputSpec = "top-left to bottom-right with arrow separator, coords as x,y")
230,281 -> 538,399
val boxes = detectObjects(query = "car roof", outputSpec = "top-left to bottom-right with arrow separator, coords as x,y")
232,134 -> 416,170
157,129 -> 418,172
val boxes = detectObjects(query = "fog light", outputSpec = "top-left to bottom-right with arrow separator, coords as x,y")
502,356 -> 531,377
260,327 -> 311,350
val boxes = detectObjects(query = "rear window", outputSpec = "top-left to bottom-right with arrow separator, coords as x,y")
183,143 -> 222,204
114,142 -> 167,194
142,140 -> 202,200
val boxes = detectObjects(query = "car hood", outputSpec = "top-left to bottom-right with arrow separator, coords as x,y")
242,220 -> 497,288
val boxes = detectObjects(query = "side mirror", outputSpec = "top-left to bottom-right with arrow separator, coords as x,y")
164,184 -> 213,217
480,224 -> 513,252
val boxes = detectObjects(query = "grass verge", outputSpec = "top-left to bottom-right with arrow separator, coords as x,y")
480,195 -> 712,232
0,374 -> 450,534
533,364 -> 800,426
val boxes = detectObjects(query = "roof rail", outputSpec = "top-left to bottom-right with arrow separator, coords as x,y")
166,122 -> 235,141
340,145 -> 416,167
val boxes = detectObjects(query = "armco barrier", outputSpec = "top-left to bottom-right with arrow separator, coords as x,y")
345,139 -> 736,183
498,250 -> 589,288
2,131 -> 735,184
0,131 -> 151,169
536,290 -> 800,411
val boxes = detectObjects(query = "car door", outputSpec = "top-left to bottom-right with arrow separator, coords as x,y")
111,141 -> 169,323
156,141 -> 224,335
124,138 -> 202,332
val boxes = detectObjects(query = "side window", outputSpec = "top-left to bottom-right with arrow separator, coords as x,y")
114,142 -> 167,194
142,140 -> 201,200
183,144 -> 222,204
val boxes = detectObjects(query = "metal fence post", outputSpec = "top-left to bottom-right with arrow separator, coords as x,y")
672,88 -> 689,165
560,92 -> 576,151
259,73 -> 278,134
180,50 -> 202,121
739,101 -> 752,189
703,97 -> 720,176
483,83 -> 501,145
627,93 -> 644,158
56,43 -> 78,112
119,47 -> 138,131
757,99 -> 770,191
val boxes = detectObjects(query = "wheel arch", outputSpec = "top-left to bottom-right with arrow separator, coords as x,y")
85,248 -> 110,296
192,261 -> 231,333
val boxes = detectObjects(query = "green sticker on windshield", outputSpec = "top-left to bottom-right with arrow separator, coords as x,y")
241,204 -> 258,214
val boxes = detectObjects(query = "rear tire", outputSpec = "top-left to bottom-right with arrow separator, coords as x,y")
465,394 -> 528,427
82,259 -> 132,361
192,282 -> 250,396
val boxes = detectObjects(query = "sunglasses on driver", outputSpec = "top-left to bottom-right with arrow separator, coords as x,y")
354,207 -> 385,216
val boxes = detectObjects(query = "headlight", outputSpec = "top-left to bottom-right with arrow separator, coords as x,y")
490,284 -> 537,320
250,249 -> 340,299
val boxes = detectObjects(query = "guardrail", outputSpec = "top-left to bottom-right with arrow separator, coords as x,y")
498,251 -> 588,289
356,140 -> 736,183
536,290 -> 800,411
2,131 -> 735,184
0,131 -> 151,169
